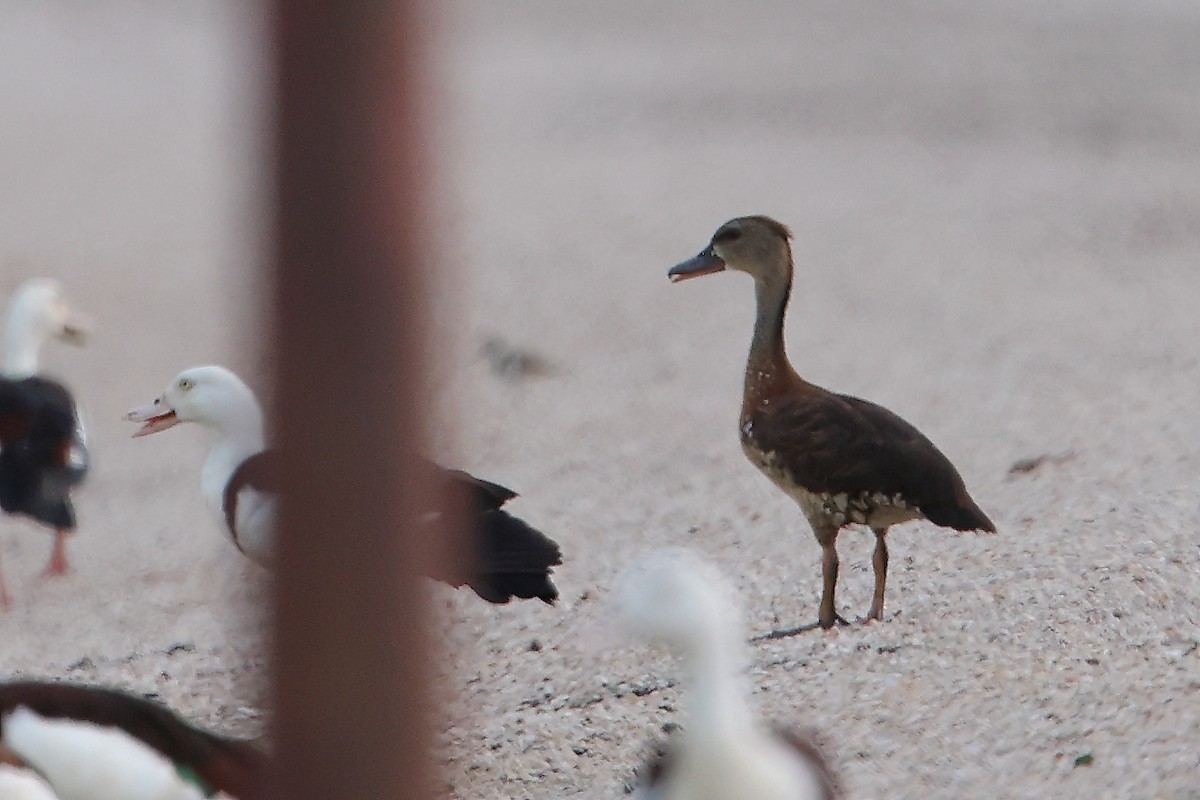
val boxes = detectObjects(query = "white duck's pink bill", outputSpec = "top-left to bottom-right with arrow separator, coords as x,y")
123,398 -> 181,437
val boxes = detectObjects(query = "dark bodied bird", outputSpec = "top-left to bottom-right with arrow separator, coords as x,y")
124,365 -> 562,604
670,216 -> 995,629
0,279 -> 89,606
0,376 -> 85,542
616,550 -> 838,800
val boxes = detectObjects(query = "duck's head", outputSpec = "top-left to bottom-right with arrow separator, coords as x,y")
124,365 -> 259,437
668,216 -> 793,285
6,279 -> 88,348
615,549 -> 741,656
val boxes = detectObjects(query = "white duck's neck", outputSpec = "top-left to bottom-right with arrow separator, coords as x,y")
199,402 -> 267,520
3,307 -> 44,377
682,627 -> 755,741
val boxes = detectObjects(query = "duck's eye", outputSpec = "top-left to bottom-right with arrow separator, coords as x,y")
714,227 -> 742,244
178,378 -> 194,391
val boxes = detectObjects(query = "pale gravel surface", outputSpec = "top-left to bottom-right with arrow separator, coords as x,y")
2,2 -> 1199,799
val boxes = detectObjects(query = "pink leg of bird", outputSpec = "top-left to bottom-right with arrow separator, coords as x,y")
41,530 -> 70,577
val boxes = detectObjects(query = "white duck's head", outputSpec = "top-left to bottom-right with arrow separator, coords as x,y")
615,549 -> 743,659
4,278 -> 88,377
124,365 -> 263,439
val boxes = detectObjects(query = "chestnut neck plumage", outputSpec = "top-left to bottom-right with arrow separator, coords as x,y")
744,245 -> 799,398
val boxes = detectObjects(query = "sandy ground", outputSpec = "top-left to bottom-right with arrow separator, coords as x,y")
3,1 -> 1200,798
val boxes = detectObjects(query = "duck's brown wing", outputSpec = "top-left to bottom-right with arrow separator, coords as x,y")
0,681 -> 269,800
747,390 -> 994,532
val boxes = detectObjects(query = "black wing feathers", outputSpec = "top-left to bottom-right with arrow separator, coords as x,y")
434,469 -> 562,604
218,452 -> 560,603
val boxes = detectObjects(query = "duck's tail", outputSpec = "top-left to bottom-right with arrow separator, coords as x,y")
429,467 -> 563,604
467,507 -> 562,604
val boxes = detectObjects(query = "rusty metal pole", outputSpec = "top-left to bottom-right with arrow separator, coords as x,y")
271,2 -> 435,799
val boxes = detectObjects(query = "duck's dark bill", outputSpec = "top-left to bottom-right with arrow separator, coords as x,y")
668,250 -> 726,282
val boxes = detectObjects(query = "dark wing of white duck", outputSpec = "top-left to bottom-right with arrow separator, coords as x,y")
428,467 -> 562,604
0,376 -> 85,529
222,450 -> 282,544
0,680 -> 269,800
222,454 -> 562,602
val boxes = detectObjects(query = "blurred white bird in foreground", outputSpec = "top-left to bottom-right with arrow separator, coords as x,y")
2,706 -> 209,800
615,549 -> 838,800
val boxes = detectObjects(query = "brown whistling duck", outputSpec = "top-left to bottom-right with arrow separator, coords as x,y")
124,365 -> 562,604
669,216 -> 995,630
617,550 -> 838,800
0,680 -> 267,799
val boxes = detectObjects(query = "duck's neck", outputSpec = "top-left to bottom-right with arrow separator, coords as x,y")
682,630 -> 755,740
745,263 -> 795,394
200,406 -> 266,519
3,314 -> 43,378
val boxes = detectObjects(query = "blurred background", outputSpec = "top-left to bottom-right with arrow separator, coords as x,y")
2,2 -> 1199,798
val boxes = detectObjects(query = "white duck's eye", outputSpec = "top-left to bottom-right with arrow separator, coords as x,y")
178,378 -> 194,391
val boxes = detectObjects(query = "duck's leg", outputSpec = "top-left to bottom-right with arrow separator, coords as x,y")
815,524 -> 848,628
41,530 -> 69,577
867,526 -> 889,622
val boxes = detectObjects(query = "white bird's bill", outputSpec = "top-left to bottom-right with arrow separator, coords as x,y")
123,397 -> 181,437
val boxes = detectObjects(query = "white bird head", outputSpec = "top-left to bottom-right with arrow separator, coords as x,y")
124,365 -> 262,438
615,549 -> 743,657
4,279 -> 88,377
